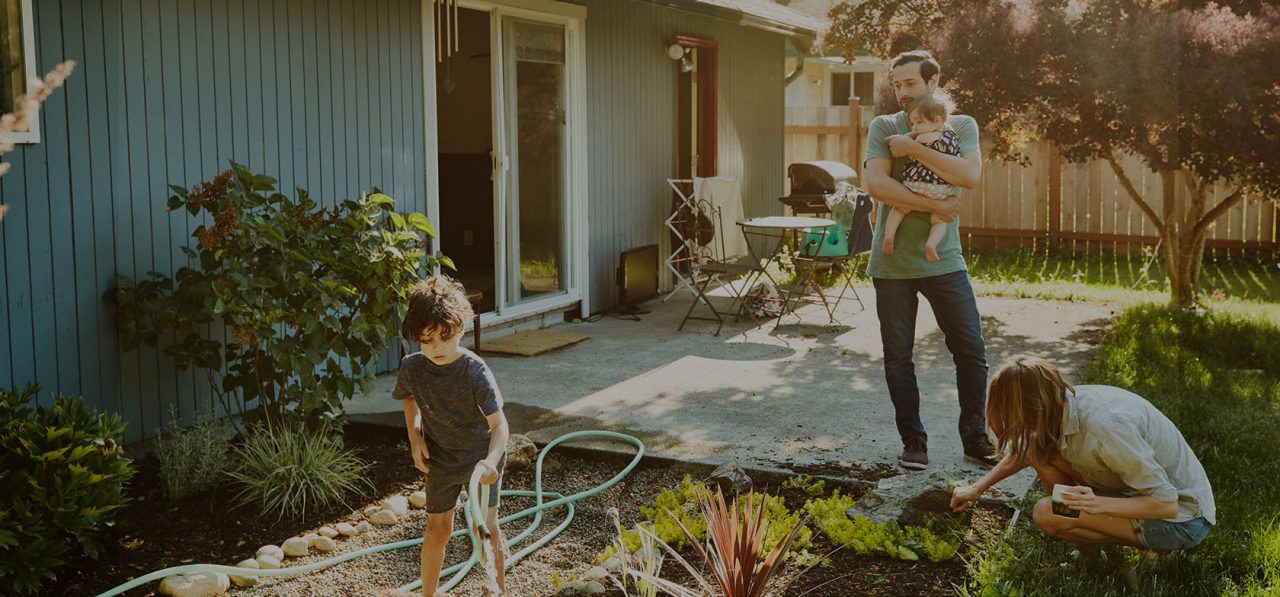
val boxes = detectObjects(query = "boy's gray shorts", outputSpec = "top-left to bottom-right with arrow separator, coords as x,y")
423,456 -> 504,514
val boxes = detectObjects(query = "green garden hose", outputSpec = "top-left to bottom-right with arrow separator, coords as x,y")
96,430 -> 645,597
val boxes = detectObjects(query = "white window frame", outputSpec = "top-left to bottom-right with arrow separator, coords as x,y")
1,0 -> 39,145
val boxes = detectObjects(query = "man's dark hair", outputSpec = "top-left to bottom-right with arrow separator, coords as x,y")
401,275 -> 475,342
891,50 -> 941,84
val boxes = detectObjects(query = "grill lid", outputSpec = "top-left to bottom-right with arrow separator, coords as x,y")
787,160 -> 857,194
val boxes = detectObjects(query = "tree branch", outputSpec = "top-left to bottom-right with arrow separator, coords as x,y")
1193,188 -> 1246,238
1106,153 -> 1163,230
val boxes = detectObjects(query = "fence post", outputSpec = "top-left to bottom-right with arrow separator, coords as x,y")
1048,144 -> 1062,247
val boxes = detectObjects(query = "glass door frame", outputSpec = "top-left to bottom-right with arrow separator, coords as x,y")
424,0 -> 588,323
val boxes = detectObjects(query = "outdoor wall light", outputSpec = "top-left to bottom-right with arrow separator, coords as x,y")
667,42 -> 694,72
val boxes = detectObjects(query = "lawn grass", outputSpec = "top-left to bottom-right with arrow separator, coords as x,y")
964,247 -> 1280,321
960,305 -> 1280,596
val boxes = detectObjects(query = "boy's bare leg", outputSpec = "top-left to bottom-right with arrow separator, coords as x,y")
924,216 -> 947,263
882,207 -> 909,255
422,510 -> 455,597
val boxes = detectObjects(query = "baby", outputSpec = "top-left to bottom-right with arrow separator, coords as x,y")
881,94 -> 960,263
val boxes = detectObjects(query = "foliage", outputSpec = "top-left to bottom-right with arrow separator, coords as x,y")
0,385 -> 135,595
228,420 -> 371,523
963,304 -> 1280,595
783,474 -> 828,497
638,474 -> 709,550
633,489 -> 810,597
152,406 -> 234,500
804,491 -> 958,562
604,509 -> 663,597
109,164 -> 449,424
824,0 -> 1280,306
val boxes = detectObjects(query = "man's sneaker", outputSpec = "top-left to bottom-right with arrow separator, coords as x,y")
899,439 -> 929,470
964,439 -> 1000,468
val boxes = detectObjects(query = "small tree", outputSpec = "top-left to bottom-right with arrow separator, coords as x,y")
110,165 -> 450,424
825,0 -> 1280,306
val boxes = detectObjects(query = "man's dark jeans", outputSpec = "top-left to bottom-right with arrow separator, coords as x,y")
873,270 -> 988,449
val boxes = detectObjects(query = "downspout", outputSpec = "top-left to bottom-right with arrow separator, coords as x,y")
785,54 -> 806,86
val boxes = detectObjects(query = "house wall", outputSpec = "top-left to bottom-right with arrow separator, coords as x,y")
0,0 -> 429,443
583,0 -> 787,311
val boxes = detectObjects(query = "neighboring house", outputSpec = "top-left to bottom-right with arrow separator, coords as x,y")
779,0 -> 887,181
0,0 -> 825,442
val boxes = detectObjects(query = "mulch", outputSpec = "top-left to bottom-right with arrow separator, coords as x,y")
50,423 -> 1008,596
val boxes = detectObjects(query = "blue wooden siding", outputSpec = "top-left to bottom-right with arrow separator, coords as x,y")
0,0 -> 428,443
583,0 -> 787,311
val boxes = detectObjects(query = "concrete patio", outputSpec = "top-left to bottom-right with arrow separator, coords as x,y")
345,284 -> 1117,497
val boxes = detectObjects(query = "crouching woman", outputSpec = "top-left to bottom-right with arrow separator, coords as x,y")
950,356 -> 1215,553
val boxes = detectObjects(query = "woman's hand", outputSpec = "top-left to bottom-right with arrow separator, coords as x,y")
950,483 -> 986,512
1059,485 -> 1104,515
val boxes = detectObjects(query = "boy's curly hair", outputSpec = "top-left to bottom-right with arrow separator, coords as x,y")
908,93 -> 952,122
401,275 -> 475,342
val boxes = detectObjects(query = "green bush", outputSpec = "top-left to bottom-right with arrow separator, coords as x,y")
109,164 -> 449,424
0,385 -> 135,594
229,421 -> 371,522
804,491 -> 958,562
153,406 -> 233,500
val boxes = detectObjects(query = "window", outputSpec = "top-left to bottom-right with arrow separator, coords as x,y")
829,72 -> 850,106
853,72 -> 876,107
0,0 -> 38,144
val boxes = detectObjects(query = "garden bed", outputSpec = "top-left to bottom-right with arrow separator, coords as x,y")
54,423 -> 1009,596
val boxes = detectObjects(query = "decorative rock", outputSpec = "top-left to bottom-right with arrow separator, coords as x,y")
383,495 -> 410,516
583,581 -> 607,595
229,558 -> 259,588
282,536 -> 310,557
554,580 -> 587,597
409,491 -> 427,509
158,571 -> 230,597
369,509 -> 399,525
312,536 -> 337,552
581,566 -> 609,583
362,505 -> 382,518
318,526 -> 339,538
505,434 -> 538,472
255,554 -> 282,570
846,470 -> 962,526
602,555 -> 623,575
707,461 -> 753,494
336,522 -> 358,536
356,521 -> 373,533
255,544 -> 284,562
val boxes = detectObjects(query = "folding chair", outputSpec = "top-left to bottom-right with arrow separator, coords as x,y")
803,190 -> 874,318
676,198 -> 763,336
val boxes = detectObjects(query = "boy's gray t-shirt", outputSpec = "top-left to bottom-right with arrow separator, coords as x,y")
392,348 -> 503,471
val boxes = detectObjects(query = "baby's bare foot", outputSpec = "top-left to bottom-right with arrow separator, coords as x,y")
924,244 -> 940,262
882,237 -> 896,255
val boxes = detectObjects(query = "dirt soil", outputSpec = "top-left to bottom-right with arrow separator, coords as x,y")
52,423 -> 1009,596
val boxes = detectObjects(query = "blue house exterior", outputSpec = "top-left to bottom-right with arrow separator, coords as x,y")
0,0 -> 823,443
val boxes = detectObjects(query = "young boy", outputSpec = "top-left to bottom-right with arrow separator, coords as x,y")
394,275 -> 509,596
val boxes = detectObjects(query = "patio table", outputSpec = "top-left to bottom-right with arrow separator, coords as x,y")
737,216 -> 838,327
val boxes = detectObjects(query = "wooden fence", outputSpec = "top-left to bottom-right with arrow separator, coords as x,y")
785,116 -> 1279,254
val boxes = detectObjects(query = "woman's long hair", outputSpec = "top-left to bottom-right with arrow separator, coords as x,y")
986,356 -> 1074,467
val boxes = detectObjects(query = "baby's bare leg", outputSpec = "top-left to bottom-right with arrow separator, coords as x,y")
924,216 -> 947,263
883,207 -> 909,255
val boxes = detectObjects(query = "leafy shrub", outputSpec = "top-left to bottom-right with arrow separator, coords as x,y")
228,421 -> 370,522
783,474 -> 827,497
0,385 -> 134,594
110,165 -> 449,423
639,474 -> 708,549
804,492 -> 958,562
153,406 -> 233,500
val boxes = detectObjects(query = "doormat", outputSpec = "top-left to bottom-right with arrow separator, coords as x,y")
480,329 -> 591,357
